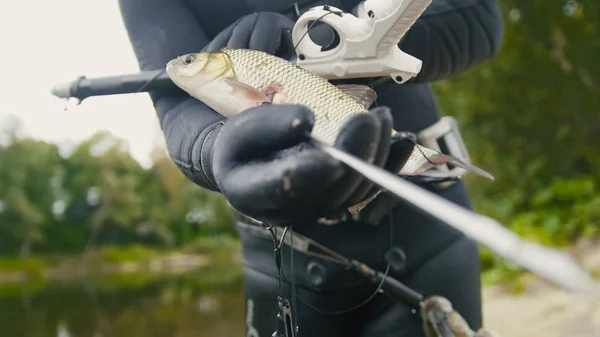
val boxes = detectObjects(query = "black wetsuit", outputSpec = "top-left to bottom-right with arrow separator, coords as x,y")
118,1 -> 504,336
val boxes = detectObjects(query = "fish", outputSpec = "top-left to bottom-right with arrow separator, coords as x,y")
165,48 -> 493,213
421,295 -> 500,337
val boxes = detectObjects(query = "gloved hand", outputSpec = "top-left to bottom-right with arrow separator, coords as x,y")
211,104 -> 413,225
202,11 -> 295,59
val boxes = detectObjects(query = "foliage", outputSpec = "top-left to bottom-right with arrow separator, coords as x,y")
430,0 -> 600,274
0,128 -> 236,257
0,130 -> 62,257
0,256 -> 46,274
182,235 -> 241,255
99,244 -> 161,264
0,237 -> 241,284
183,235 -> 242,264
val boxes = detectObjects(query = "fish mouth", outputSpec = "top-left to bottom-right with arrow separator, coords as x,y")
165,60 -> 176,75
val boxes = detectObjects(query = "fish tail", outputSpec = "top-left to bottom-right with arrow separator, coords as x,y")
436,153 -> 495,181
410,144 -> 495,181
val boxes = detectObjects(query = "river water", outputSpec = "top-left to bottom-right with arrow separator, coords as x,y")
0,265 -> 246,337
2,259 -> 599,337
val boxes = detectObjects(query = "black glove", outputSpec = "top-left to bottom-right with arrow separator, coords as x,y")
211,104 -> 413,225
202,11 -> 295,59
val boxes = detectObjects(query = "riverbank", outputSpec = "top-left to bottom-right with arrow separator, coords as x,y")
0,235 -> 241,287
2,236 -> 599,291
483,237 -> 600,337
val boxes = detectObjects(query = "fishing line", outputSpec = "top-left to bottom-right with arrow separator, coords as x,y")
133,69 -> 166,96
290,225 -> 298,332
268,224 -> 289,297
406,136 -> 436,166
281,197 -> 394,316
292,11 -> 337,53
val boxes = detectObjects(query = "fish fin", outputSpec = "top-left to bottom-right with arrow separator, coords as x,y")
265,83 -> 287,104
400,145 -> 495,181
430,158 -> 494,181
335,84 -> 378,108
223,78 -> 271,104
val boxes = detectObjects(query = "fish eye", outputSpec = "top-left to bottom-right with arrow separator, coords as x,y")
182,54 -> 195,65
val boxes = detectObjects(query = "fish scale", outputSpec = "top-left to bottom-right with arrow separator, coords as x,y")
216,49 -> 495,187
222,48 -> 370,146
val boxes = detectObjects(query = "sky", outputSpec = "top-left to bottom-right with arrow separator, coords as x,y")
0,1 -> 165,168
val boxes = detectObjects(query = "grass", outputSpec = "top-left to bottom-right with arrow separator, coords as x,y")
181,234 -> 241,264
182,235 -> 241,254
0,257 -> 46,275
0,235 -> 242,289
98,244 -> 162,264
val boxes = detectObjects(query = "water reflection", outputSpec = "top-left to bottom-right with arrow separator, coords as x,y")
0,265 -> 246,337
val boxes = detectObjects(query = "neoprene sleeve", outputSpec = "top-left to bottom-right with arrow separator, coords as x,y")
399,0 -> 504,82
118,0 -> 225,191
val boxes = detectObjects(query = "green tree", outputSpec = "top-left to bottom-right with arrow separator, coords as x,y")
143,148 -> 236,246
61,131 -> 145,251
0,118 -> 239,257
0,131 -> 63,256
432,0 -> 600,245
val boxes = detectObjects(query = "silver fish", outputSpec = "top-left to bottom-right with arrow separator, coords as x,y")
166,48 -> 493,211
